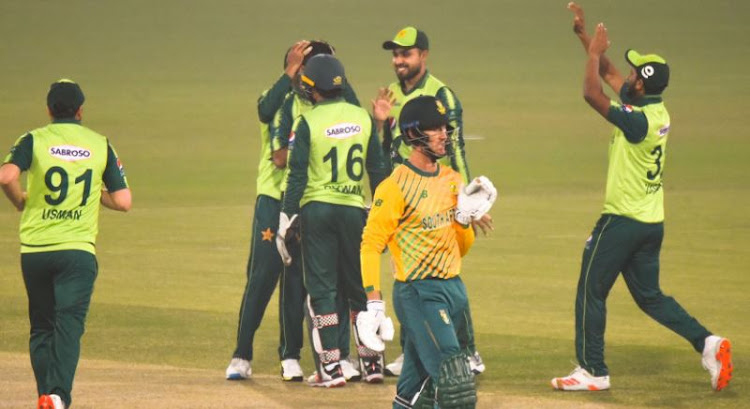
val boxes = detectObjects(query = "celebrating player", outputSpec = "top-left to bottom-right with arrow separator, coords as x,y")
358,95 -> 497,408
0,79 -> 132,409
372,25 -> 487,377
277,54 -> 389,387
551,3 -> 733,392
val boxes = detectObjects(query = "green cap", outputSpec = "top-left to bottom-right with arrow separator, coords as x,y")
625,49 -> 670,94
382,27 -> 429,50
47,79 -> 85,118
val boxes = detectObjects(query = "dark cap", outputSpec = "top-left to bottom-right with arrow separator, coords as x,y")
382,27 -> 429,50
300,54 -> 346,92
399,95 -> 449,137
47,79 -> 85,118
625,49 -> 670,94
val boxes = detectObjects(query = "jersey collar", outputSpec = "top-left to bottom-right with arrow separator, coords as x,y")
404,159 -> 440,177
400,70 -> 431,95
51,118 -> 82,125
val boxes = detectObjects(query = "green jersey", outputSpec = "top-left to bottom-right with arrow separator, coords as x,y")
282,99 -> 388,214
4,120 -> 129,254
602,88 -> 670,223
385,71 -> 470,184
255,74 -> 293,200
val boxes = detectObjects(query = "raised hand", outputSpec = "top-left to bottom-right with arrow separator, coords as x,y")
285,40 -> 312,78
567,2 -> 586,35
371,87 -> 396,123
588,23 -> 610,56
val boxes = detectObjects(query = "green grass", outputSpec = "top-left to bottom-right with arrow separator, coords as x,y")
1,0 -> 748,407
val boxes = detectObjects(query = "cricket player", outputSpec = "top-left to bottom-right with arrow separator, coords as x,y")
0,79 -> 131,409
357,96 -> 497,408
373,26 -> 486,377
270,40 -> 365,382
551,3 -> 733,392
277,54 -> 389,387
225,40 -> 311,382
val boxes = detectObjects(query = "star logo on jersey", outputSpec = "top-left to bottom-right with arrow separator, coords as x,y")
261,228 -> 275,242
439,309 -> 450,325
374,199 -> 383,207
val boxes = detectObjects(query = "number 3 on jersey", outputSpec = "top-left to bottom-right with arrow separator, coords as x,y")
322,144 -> 364,183
647,145 -> 663,180
44,167 -> 93,206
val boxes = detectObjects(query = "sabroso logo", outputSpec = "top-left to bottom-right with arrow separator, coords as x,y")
325,123 -> 362,139
49,145 -> 92,162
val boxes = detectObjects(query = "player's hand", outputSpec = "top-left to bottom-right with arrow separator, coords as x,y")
456,176 -> 498,226
276,212 -> 299,266
285,40 -> 312,78
588,23 -> 610,57
472,214 -> 494,236
371,87 -> 396,123
567,2 -> 586,35
356,300 -> 395,352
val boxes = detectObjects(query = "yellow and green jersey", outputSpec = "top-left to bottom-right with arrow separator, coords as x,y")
384,71 -> 470,184
281,99 -> 388,214
3,120 -> 129,255
603,89 -> 670,223
360,162 -> 475,292
255,74 -> 293,200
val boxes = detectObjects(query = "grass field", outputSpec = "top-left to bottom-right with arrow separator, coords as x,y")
1,0 -> 748,408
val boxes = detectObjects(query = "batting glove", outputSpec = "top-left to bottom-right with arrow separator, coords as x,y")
455,176 -> 498,226
276,212 -> 298,266
356,300 -> 395,353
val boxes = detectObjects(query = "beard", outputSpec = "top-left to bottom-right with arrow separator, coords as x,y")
395,64 -> 421,82
625,79 -> 639,101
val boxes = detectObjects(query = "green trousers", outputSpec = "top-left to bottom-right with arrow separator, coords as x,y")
575,214 -> 712,376
392,277 -> 468,407
22,249 -> 98,408
232,195 -> 305,361
300,201 -> 367,365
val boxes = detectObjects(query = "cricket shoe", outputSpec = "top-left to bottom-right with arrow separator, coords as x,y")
37,394 -> 65,409
384,353 -> 403,377
225,357 -> 252,380
281,359 -> 304,382
468,351 -> 486,375
340,358 -> 361,382
702,335 -> 733,391
551,366 -> 610,391
360,357 -> 384,384
307,362 -> 346,388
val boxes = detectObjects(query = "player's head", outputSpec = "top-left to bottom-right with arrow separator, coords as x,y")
399,95 -> 453,161
624,49 -> 670,98
290,40 -> 336,95
299,54 -> 346,102
382,27 -> 429,82
47,79 -> 85,120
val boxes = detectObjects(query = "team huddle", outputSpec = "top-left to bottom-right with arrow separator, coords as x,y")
0,3 -> 734,409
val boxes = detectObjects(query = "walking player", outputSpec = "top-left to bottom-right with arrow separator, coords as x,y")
357,96 -> 497,408
551,3 -> 733,392
277,54 -> 389,387
0,79 -> 132,409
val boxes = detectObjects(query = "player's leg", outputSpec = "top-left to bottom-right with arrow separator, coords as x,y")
301,202 -> 345,387
229,196 -> 284,379
337,205 -> 384,383
621,221 -> 730,390
278,237 -> 305,381
45,250 -> 97,408
21,252 -> 57,397
456,300 -> 484,374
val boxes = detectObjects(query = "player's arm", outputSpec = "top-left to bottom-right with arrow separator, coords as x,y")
453,221 -> 476,257
0,133 -> 33,211
568,2 -> 624,94
257,41 -> 310,123
100,143 -> 131,212
583,24 -> 614,118
436,87 -> 470,184
270,94 -> 294,168
365,116 -> 389,194
281,118 -> 310,215
361,178 -> 404,301
606,103 -> 649,143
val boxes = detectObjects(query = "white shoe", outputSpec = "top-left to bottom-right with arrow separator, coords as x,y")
306,362 -> 346,388
281,359 -> 304,382
468,351 -> 485,375
702,335 -> 733,391
340,358 -> 361,382
551,366 -> 610,391
384,353 -> 403,377
225,358 -> 252,380
37,394 -> 66,409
